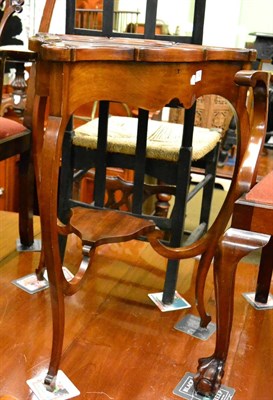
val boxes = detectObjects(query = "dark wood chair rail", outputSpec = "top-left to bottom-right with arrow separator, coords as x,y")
0,0 -> 38,248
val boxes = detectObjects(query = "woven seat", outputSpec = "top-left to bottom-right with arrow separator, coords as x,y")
74,116 -> 222,162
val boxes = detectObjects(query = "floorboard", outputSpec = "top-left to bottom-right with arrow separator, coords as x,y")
0,211 -> 272,399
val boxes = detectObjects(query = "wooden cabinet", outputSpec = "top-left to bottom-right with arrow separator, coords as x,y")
0,156 -> 19,212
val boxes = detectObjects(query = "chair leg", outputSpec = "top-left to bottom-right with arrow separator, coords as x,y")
193,228 -> 270,397
199,144 -> 220,227
162,144 -> 219,306
162,259 -> 179,304
195,251 -> 214,327
255,235 -> 273,303
58,125 -> 75,260
18,150 -> 34,247
58,124 -> 74,225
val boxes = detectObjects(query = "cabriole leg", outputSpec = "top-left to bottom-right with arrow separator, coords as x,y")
194,228 -> 270,397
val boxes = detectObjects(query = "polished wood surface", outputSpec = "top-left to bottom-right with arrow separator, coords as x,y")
29,30 -> 268,394
0,211 -> 272,399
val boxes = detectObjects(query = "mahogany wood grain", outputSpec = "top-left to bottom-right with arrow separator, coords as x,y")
67,207 -> 155,247
195,152 -> 273,395
55,207 -> 156,296
28,31 -> 270,395
0,211 -> 272,399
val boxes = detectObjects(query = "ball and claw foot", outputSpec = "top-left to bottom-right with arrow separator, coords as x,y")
193,356 -> 225,397
44,373 -> 57,392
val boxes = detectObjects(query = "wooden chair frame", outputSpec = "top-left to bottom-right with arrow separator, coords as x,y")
0,0 -> 37,248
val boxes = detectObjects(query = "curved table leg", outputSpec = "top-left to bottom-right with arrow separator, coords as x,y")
38,116 -> 68,390
194,228 -> 270,397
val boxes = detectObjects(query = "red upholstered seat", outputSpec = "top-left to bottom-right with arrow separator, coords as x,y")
246,171 -> 273,205
0,117 -> 26,139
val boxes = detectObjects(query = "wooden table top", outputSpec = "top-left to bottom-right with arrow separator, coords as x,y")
29,34 -> 257,63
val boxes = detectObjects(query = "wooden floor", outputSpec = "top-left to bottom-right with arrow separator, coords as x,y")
0,210 -> 272,400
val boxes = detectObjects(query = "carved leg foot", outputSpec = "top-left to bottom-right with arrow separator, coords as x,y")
193,356 -> 225,397
194,229 -> 270,396
44,373 -> 57,392
38,116 -> 67,392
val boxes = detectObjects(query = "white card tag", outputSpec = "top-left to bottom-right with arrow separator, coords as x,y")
27,370 -> 80,400
12,273 -> 49,294
148,291 -> 191,312
12,267 -> 74,294
243,292 -> 273,310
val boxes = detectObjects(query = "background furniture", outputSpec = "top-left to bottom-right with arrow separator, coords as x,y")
218,32 -> 273,166
250,32 -> 273,69
0,0 -> 36,249
219,82 -> 272,167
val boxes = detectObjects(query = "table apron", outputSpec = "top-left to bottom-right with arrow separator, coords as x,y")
36,59 -> 252,118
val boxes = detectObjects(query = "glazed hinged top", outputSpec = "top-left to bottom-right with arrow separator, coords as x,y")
28,33 -> 257,63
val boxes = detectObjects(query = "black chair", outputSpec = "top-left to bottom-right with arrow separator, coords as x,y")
58,0 -> 223,305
